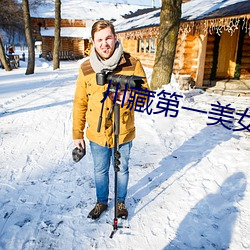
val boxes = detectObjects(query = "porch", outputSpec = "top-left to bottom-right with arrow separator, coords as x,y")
206,79 -> 250,97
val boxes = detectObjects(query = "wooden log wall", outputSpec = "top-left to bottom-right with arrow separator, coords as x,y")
72,38 -> 88,55
120,31 -> 200,77
173,34 -> 185,75
240,35 -> 250,79
120,38 -> 156,68
61,38 -> 74,52
41,37 -> 86,58
134,53 -> 156,68
41,37 -> 53,58
121,39 -> 137,54
183,35 -> 198,79
173,34 -> 199,80
32,18 -> 86,29
203,33 -> 216,82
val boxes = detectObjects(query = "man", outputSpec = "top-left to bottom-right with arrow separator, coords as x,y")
72,20 -> 149,220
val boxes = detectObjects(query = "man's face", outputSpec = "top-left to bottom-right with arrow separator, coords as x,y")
93,27 -> 117,60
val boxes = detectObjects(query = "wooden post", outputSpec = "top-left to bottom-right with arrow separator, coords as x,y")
144,38 -> 147,54
139,39 -> 142,53
195,32 -> 207,88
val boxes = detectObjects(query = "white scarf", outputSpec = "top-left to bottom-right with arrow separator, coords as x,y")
90,41 -> 123,73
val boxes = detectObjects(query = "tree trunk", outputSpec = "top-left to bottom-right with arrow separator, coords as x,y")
53,0 -> 61,70
22,0 -> 35,75
0,37 -> 11,71
151,0 -> 182,90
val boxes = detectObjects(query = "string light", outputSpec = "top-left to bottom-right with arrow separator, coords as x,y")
117,15 -> 250,39
179,15 -> 250,37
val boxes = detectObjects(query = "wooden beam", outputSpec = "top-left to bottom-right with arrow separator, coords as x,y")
195,32 -> 207,87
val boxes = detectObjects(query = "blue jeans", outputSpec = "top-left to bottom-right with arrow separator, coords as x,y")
90,141 -> 132,205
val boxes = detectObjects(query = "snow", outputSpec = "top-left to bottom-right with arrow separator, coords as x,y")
115,9 -> 160,32
30,0 -> 152,20
114,0 -> 249,32
40,27 -> 92,39
0,48 -> 249,249
91,0 -> 161,7
182,0 -> 249,21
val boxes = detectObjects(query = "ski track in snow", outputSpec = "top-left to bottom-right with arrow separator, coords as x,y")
0,58 -> 250,249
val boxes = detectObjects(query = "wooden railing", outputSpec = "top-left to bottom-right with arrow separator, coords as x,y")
46,51 -> 81,61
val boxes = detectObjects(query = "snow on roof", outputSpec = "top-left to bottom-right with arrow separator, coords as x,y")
114,8 -> 160,32
182,0 -> 250,21
41,27 -> 91,39
40,27 -> 92,39
30,0 -> 151,20
114,0 -> 250,32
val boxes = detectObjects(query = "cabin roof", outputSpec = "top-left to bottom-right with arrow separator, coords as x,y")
182,0 -> 250,21
115,0 -> 250,32
30,0 -> 151,20
115,8 -> 160,33
40,27 -> 91,39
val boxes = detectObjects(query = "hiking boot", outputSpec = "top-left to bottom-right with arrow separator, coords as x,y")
117,202 -> 128,219
87,202 -> 108,220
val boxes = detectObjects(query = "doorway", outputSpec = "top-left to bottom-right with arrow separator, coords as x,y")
216,30 -> 239,79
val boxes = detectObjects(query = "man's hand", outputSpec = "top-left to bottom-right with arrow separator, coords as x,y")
109,90 -> 131,105
74,139 -> 85,149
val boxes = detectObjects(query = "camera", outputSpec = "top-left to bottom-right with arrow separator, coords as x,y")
72,146 -> 86,162
96,70 -> 144,89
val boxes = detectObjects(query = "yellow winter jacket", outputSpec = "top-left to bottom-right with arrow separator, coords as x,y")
72,52 -> 149,148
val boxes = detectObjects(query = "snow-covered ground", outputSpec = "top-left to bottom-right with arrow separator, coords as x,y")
0,49 -> 249,250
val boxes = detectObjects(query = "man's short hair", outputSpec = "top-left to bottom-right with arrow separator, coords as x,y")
91,20 -> 116,40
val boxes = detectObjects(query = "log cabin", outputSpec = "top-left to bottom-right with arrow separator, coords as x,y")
115,0 -> 250,92
31,18 -> 92,60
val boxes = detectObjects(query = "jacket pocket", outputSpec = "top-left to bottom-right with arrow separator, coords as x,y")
120,109 -> 135,134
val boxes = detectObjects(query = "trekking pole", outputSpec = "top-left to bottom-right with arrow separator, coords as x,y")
110,102 -> 121,238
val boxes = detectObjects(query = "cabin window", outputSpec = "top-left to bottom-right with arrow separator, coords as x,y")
146,38 -> 150,53
137,38 -> 156,54
150,38 -> 155,53
137,39 -> 144,53
137,39 -> 141,53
